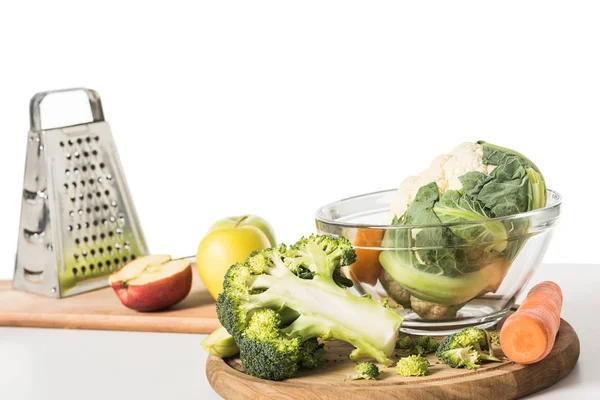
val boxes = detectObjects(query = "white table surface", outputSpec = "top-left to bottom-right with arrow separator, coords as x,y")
1,263 -> 595,400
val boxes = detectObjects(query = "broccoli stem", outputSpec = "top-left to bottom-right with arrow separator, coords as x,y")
248,270 -> 402,365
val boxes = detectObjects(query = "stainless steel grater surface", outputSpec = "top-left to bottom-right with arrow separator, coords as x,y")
14,88 -> 148,298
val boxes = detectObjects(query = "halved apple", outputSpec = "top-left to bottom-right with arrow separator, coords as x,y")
109,255 -> 192,312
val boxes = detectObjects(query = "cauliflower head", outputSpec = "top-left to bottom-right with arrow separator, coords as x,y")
388,142 -> 496,222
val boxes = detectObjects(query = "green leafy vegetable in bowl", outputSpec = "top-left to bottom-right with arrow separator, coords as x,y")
380,141 -> 546,318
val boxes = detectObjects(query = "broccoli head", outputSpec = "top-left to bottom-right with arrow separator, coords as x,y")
216,235 -> 404,380
351,362 -> 380,380
440,346 -> 481,370
436,327 -> 500,365
396,355 -> 430,376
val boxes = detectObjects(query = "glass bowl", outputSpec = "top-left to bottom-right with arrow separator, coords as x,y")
316,189 -> 561,335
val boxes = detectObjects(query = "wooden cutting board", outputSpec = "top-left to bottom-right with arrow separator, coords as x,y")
0,274 -> 220,334
206,318 -> 580,400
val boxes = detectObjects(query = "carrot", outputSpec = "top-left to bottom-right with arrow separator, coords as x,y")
350,228 -> 384,286
500,281 -> 563,364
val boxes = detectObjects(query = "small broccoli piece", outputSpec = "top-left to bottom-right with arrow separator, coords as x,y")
488,330 -> 500,346
440,346 -> 481,370
413,336 -> 439,355
396,355 -> 430,377
436,327 -> 501,364
201,326 -> 240,358
298,338 -> 324,369
216,235 -> 404,380
395,335 -> 438,356
396,336 -> 412,349
351,362 -> 380,380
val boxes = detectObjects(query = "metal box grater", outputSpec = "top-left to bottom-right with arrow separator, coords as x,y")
13,88 -> 148,298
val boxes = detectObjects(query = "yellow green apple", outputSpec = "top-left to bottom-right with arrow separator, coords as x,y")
196,216 -> 272,299
208,215 -> 276,246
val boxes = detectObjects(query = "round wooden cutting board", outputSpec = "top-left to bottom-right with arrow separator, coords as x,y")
206,318 -> 579,400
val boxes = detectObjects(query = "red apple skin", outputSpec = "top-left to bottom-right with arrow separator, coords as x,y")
110,265 -> 193,312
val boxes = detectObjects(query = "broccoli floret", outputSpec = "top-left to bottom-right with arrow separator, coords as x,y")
351,362 -> 380,380
488,330 -> 500,347
396,336 -> 412,349
201,326 -> 239,358
216,235 -> 404,380
440,346 -> 481,370
413,336 -> 439,355
396,355 -> 430,376
298,338 -> 324,369
395,335 -> 438,356
436,327 -> 500,364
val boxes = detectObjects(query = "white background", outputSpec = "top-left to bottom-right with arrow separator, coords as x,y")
1,1 -> 598,280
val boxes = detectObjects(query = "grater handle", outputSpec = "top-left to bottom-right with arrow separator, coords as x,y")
29,88 -> 105,132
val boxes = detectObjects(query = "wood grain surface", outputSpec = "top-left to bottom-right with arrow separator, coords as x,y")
206,318 -> 580,400
0,274 -> 220,334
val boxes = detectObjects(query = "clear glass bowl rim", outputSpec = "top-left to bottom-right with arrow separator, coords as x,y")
315,188 -> 562,230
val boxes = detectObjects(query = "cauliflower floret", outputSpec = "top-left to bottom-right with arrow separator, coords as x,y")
388,142 -> 496,222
